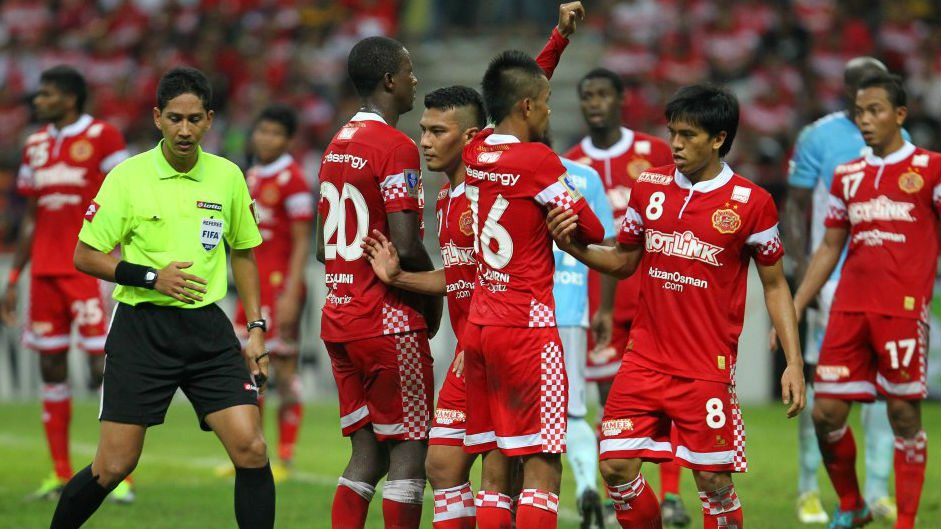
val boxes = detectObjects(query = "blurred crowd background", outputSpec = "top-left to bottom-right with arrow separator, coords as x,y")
1,0 -> 939,252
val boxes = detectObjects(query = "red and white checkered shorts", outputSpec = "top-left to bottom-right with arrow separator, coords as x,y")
463,323 -> 568,456
429,345 -> 468,446
599,358 -> 747,473
325,330 -> 433,441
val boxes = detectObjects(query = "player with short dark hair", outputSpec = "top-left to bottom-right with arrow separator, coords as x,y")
783,56 -> 900,524
230,103 -> 313,481
1,65 -> 132,503
319,36 -> 440,529
794,72 -> 937,529
549,83 -> 805,529
461,43 -> 605,528
49,66 -> 274,529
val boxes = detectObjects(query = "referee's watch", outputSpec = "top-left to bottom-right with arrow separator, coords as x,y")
143,268 -> 158,290
247,319 -> 267,333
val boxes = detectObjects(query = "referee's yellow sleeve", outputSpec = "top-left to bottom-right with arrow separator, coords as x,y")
78,170 -> 128,253
226,171 -> 262,250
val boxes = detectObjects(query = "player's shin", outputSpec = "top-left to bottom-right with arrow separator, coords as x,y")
332,477 -> 375,529
234,461 -> 275,529
818,425 -> 864,510
42,382 -> 73,480
382,478 -> 425,528
565,415 -> 599,496
475,490 -> 513,529
699,484 -> 743,529
861,401 -> 893,502
606,473 -> 662,528
277,375 -> 303,463
893,430 -> 927,529
49,465 -> 112,529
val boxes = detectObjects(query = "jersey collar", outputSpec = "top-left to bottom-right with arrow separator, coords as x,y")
48,114 -> 93,138
484,133 -> 521,145
674,162 -> 734,193
579,127 -> 634,160
153,140 -> 206,181
449,181 -> 466,197
350,111 -> 387,124
865,141 -> 915,166
253,153 -> 293,177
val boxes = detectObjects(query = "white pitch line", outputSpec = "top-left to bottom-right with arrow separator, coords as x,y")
0,433 -> 582,522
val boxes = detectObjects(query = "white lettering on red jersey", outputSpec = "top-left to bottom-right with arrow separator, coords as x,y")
618,164 -> 783,384
318,112 -> 426,342
463,130 -> 604,328
825,142 -> 941,319
245,153 -> 313,287
435,182 -> 476,341
18,114 -> 128,276
563,128 -> 674,326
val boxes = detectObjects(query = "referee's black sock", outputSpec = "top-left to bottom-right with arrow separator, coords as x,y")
49,465 -> 112,529
234,461 -> 275,529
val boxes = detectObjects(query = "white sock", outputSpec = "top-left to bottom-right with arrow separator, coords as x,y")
565,415 -> 598,497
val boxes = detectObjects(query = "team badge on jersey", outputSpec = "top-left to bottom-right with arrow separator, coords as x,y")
261,184 -> 280,206
459,209 -> 474,236
712,209 -> 742,234
200,218 -> 224,250
627,158 -> 651,179
558,173 -> 582,201
69,139 -> 94,162
898,171 -> 924,194
404,169 -> 420,198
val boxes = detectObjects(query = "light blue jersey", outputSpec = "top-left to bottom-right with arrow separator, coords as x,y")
553,158 -> 616,328
788,111 -> 911,277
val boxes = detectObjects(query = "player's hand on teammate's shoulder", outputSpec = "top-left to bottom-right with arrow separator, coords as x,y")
780,363 -> 806,418
547,206 -> 579,249
557,1 -> 586,38
0,286 -> 17,327
154,261 -> 208,304
451,351 -> 465,378
361,229 -> 402,285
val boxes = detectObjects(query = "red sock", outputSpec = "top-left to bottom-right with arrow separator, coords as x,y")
332,478 -> 374,529
277,402 -> 302,462
42,383 -> 72,480
818,425 -> 863,511
607,474 -> 662,529
433,482 -> 476,529
894,431 -> 927,529
659,460 -> 681,499
382,479 -> 424,529
257,394 -> 266,421
516,489 -> 558,529
699,485 -> 743,529
475,491 -> 513,529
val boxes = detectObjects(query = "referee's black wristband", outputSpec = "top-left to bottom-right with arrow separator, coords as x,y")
115,261 -> 157,289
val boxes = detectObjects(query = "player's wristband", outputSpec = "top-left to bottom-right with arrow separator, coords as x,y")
115,261 -> 158,289
6,269 -> 20,286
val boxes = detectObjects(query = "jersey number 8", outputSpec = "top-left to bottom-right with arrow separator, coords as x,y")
321,182 -> 369,261
465,185 -> 513,269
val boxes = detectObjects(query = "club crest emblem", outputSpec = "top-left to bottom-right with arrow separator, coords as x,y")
70,139 -> 93,162
898,171 -> 924,194
459,209 -> 474,236
200,218 -> 224,251
627,158 -> 652,179
712,208 -> 741,234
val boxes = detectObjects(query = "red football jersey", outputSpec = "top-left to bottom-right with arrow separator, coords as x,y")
463,130 -> 605,328
825,143 -> 941,320
318,111 -> 427,342
246,153 -> 314,286
435,182 -> 476,342
564,128 -> 673,324
618,164 -> 783,384
17,114 -> 127,276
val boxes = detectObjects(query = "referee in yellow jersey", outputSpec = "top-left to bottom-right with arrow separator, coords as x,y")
50,67 -> 275,529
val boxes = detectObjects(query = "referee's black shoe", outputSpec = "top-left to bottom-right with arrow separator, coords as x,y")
578,488 -> 605,529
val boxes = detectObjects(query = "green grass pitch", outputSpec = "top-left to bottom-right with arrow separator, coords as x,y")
0,399 -> 937,528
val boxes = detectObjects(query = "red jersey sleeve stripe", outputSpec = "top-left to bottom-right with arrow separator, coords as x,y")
746,224 -> 784,264
284,192 -> 315,220
617,206 -> 644,243
535,181 -> 577,210
100,149 -> 130,173
824,194 -> 849,227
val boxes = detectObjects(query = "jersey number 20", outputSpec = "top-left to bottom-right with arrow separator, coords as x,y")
321,182 -> 369,260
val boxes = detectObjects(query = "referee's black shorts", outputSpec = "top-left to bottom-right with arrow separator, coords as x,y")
100,302 -> 259,431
